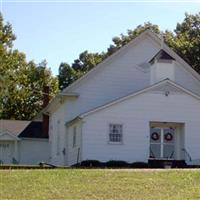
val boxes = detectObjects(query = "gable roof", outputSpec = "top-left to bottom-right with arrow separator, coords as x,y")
0,120 -> 30,136
62,30 -> 154,93
62,29 -> 200,93
79,79 -> 200,118
44,29 -> 200,115
18,121 -> 47,139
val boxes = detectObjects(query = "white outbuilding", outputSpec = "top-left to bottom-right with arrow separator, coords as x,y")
0,119 -> 50,165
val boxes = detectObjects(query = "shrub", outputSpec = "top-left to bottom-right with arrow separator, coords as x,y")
130,162 -> 149,168
105,160 -> 130,168
80,160 -> 103,168
74,160 -> 149,168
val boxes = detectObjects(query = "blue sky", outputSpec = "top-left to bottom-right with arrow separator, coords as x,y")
2,1 -> 200,75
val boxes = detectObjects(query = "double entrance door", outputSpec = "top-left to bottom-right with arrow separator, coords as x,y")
150,127 -> 175,159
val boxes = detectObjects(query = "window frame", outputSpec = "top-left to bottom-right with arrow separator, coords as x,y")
108,123 -> 123,144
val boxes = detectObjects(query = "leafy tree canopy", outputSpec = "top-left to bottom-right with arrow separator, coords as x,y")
0,13 -> 58,120
164,12 -> 200,73
106,22 -> 160,56
58,62 -> 77,90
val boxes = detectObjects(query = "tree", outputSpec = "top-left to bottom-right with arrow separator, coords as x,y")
106,22 -> 160,56
57,51 -> 103,90
164,12 -> 200,73
0,12 -> 16,96
58,62 -> 77,90
0,13 -> 58,120
0,57 -> 58,120
0,13 -> 16,50
72,51 -> 103,75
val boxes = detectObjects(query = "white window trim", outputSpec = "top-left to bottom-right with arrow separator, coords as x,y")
108,123 -> 123,145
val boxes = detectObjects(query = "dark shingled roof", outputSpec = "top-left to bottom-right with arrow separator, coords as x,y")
149,49 -> 175,64
18,121 -> 48,139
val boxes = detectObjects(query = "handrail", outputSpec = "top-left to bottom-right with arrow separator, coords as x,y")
39,162 -> 57,168
12,158 -> 19,164
169,151 -> 174,159
77,147 -> 80,164
182,148 -> 192,162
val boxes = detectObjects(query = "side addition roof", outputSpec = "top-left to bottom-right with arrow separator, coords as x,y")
18,121 -> 47,139
0,119 -> 30,136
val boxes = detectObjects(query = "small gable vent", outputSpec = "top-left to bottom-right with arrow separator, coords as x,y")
149,50 -> 176,84
149,50 -> 175,65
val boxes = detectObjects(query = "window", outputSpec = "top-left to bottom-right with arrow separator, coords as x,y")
73,126 -> 77,148
109,124 -> 123,143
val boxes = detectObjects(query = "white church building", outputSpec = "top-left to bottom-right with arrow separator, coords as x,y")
43,30 -> 200,167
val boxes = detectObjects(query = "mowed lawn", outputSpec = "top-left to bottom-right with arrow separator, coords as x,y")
1,169 -> 200,200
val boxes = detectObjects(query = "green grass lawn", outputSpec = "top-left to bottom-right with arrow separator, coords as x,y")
1,169 -> 200,200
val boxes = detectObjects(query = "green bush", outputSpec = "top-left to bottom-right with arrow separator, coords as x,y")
130,162 -> 149,168
80,160 -> 103,168
76,160 -> 149,168
105,160 -> 130,168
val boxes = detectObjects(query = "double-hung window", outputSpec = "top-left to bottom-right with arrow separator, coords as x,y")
109,124 -> 123,143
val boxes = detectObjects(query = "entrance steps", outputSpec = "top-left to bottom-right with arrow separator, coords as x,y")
148,159 -> 187,168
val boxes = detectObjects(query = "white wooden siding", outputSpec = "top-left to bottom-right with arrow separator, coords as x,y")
19,139 -> 49,165
150,61 -> 175,84
66,122 -> 82,166
64,37 -> 160,121
82,91 -> 200,163
174,63 -> 200,95
0,141 -> 14,164
50,36 -> 160,165
49,104 -> 66,165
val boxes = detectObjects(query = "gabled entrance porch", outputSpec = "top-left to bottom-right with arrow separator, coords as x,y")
148,122 -> 185,167
0,131 -> 20,164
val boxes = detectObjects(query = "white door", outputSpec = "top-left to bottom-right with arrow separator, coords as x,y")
0,142 -> 12,164
150,127 -> 175,159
